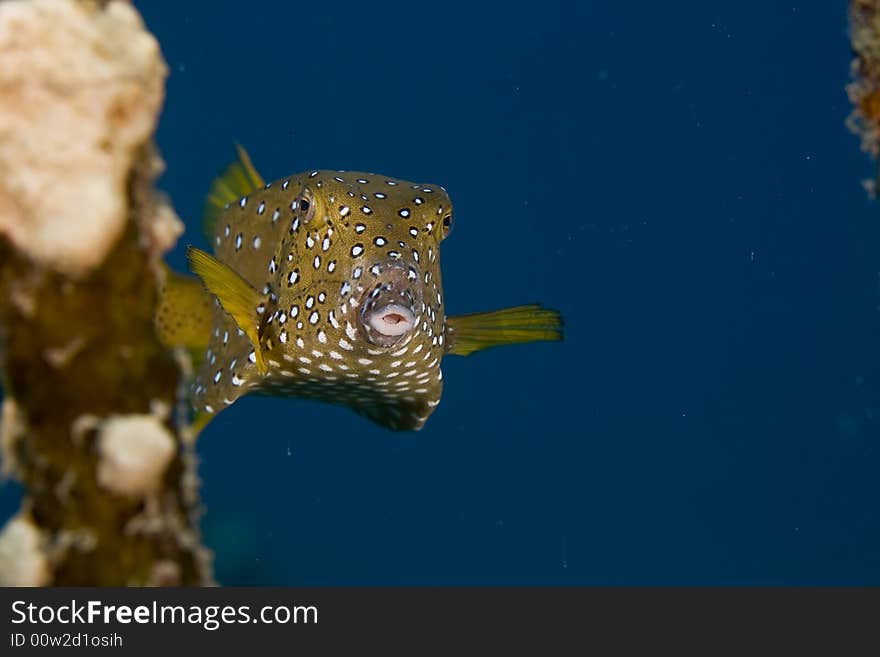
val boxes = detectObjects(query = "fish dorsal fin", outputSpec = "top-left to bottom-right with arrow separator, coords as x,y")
445,304 -> 563,356
202,144 -> 266,240
186,246 -> 267,374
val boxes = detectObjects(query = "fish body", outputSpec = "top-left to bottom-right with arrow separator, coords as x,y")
193,169 -> 450,430
159,148 -> 562,431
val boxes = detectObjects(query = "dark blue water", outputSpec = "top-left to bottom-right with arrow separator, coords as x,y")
2,1 -> 879,584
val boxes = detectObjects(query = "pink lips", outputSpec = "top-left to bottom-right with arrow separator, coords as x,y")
368,303 -> 415,337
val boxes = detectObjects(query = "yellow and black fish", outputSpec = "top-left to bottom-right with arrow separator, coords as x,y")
157,147 -> 562,430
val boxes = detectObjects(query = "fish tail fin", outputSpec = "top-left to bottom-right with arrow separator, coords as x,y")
445,304 -> 563,356
202,144 -> 265,241
155,262 -> 215,364
185,246 -> 267,374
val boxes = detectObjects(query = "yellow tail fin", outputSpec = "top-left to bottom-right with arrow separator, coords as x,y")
186,246 -> 267,374
445,304 -> 563,356
202,144 -> 265,240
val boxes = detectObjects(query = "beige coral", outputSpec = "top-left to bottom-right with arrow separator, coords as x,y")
0,397 -> 25,476
96,414 -> 176,497
0,514 -> 50,586
0,0 -> 169,277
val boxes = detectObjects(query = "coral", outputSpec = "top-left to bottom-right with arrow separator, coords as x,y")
0,514 -> 50,586
96,414 -> 176,497
0,0 -> 169,277
848,0 -> 880,193
0,0 -> 211,585
0,397 -> 25,476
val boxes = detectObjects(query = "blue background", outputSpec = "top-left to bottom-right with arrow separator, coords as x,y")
3,1 -> 880,584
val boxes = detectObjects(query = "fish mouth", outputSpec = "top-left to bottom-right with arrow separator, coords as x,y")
359,262 -> 420,347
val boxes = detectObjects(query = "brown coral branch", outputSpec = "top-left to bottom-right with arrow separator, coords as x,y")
0,0 -> 211,585
848,1 -> 880,194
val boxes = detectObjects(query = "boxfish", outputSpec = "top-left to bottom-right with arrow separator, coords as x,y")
156,147 -> 563,430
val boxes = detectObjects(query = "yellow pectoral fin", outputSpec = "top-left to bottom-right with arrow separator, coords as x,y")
202,144 -> 265,240
186,246 -> 267,374
445,304 -> 563,356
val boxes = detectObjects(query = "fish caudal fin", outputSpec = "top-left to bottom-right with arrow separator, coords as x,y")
186,246 -> 267,374
202,144 -> 265,240
445,304 -> 563,356
155,264 -> 215,362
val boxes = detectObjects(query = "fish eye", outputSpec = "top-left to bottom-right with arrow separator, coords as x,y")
297,188 -> 316,223
441,213 -> 453,238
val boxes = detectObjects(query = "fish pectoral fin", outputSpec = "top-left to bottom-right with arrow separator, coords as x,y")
202,144 -> 266,240
186,246 -> 268,374
445,304 -> 563,356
